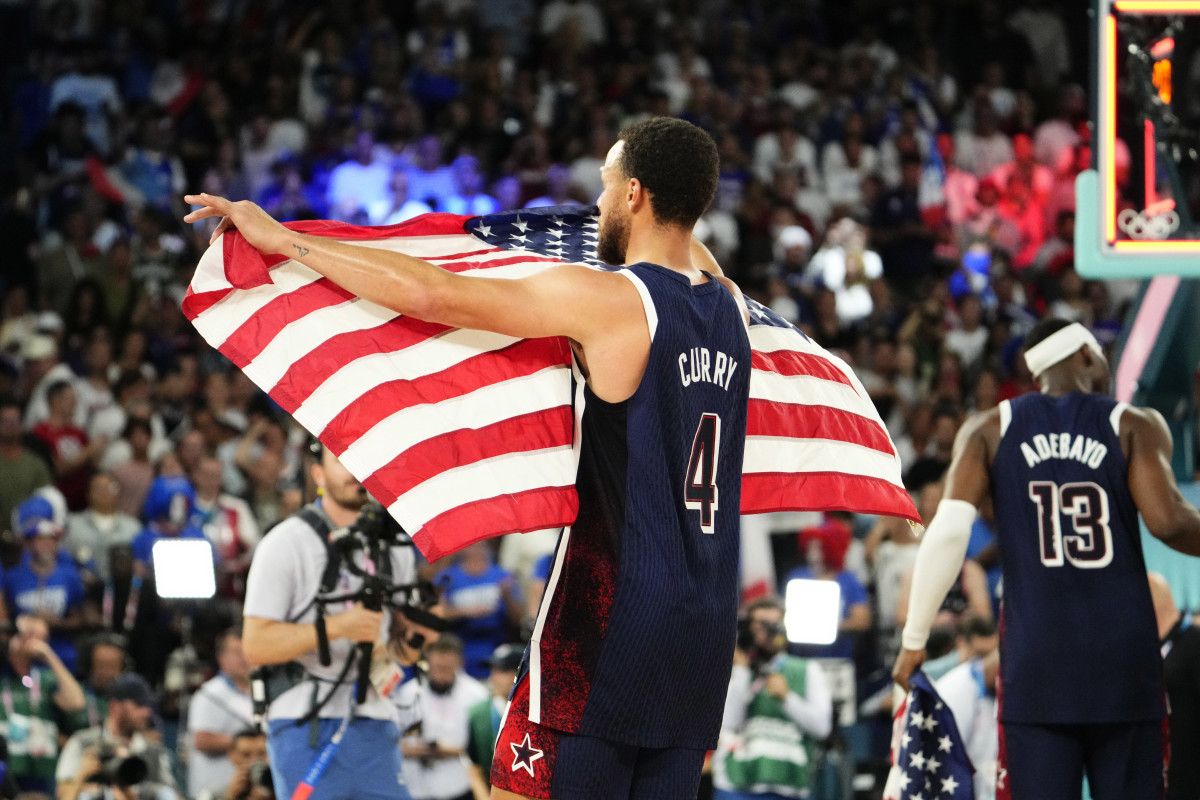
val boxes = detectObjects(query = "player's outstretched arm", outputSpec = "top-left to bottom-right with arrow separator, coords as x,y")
182,193 -> 642,345
893,410 -> 996,689
1126,406 -> 1200,556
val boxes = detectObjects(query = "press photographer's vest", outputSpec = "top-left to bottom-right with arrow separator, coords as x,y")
722,658 -> 817,798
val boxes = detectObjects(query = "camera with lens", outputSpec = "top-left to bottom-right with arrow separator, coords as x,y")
247,761 -> 274,793
736,616 -> 786,675
90,746 -> 148,787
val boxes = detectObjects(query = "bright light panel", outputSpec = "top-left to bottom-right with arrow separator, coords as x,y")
153,540 -> 216,599
784,578 -> 841,645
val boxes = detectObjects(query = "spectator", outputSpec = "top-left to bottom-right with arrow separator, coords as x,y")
442,155 -> 500,217
32,380 -> 107,511
8,496 -> 88,672
780,513 -> 871,660
1149,572 -> 1200,800
187,627 -> 254,800
107,417 -> 156,518
713,597 -> 832,800
405,134 -> 456,209
806,218 -> 884,328
904,406 -> 960,491
944,293 -> 989,376
935,134 -> 980,227
936,647 -> 1000,800
466,642 -> 524,790
74,633 -> 130,732
3,614 -> 86,793
0,396 -> 53,539
394,635 -> 488,800
47,48 -> 122,158
56,673 -> 178,796
130,475 -> 208,576
190,456 -> 259,600
821,114 -> 879,212
65,472 -> 139,584
953,102 -> 1013,180
326,129 -> 392,222
368,170 -> 433,226
435,541 -> 523,679
870,153 -> 936,286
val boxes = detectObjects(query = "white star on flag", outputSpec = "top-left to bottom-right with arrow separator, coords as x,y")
475,224 -> 491,237
925,755 -> 941,773
937,735 -> 953,753
909,710 -> 927,729
909,751 -> 927,771
921,714 -> 939,732
512,216 -> 529,232
940,775 -> 959,795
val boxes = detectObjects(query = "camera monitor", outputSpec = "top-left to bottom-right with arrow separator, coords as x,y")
783,578 -> 841,645
152,539 -> 217,599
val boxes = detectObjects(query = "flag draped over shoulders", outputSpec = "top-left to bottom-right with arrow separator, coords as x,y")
183,206 -> 917,561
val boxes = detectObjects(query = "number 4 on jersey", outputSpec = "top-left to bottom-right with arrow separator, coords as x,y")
685,413 -> 721,534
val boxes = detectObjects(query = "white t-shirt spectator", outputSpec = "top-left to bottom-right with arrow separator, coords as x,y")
186,674 -> 255,798
937,659 -> 998,800
327,160 -> 393,220
394,673 -> 489,800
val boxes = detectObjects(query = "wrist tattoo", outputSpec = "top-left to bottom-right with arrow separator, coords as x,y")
292,243 -> 310,257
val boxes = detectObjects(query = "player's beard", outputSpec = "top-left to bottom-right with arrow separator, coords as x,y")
597,207 -> 631,266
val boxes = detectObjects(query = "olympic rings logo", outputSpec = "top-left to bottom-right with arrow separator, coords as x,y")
1117,208 -> 1181,240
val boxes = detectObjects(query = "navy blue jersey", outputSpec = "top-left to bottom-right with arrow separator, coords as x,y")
991,392 -> 1165,724
525,263 -> 751,750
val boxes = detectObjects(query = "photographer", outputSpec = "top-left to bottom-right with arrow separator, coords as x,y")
713,597 -> 833,800
196,728 -> 273,800
56,673 -> 177,799
58,743 -> 177,800
241,444 -> 423,800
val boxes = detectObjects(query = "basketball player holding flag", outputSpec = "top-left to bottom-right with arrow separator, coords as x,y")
893,318 -> 1200,799
186,118 -> 751,800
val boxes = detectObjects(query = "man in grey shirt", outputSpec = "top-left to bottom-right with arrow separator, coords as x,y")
65,473 -> 139,583
242,444 -> 419,800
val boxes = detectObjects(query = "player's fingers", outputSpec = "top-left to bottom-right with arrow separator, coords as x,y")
182,205 -> 223,224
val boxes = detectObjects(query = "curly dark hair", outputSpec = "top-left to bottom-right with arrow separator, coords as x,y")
615,117 -> 719,228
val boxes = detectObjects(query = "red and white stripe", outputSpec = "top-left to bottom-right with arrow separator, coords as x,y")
741,321 -> 912,518
184,217 -> 578,561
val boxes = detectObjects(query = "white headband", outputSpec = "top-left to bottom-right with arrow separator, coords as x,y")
1024,323 -> 1103,378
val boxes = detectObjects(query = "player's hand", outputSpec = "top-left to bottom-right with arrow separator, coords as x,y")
892,647 -> 927,691
765,672 -> 790,701
329,603 -> 384,643
183,193 -> 289,252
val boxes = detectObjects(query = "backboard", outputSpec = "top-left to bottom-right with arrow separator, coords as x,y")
1076,0 -> 1200,277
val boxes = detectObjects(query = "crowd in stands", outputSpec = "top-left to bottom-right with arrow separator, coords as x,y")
0,0 -> 1170,798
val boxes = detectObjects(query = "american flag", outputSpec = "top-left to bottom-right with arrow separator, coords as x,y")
183,206 -> 917,561
883,671 -> 976,800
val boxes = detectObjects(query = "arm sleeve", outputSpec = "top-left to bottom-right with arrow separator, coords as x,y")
781,661 -> 833,739
900,499 -> 977,651
721,665 -> 753,732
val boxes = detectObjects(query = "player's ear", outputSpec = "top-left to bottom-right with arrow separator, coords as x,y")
627,177 -> 646,212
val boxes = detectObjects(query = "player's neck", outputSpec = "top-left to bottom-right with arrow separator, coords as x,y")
1039,373 -> 1091,397
625,224 -> 704,282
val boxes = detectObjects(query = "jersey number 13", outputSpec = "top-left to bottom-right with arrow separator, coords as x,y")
1027,481 -> 1113,568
